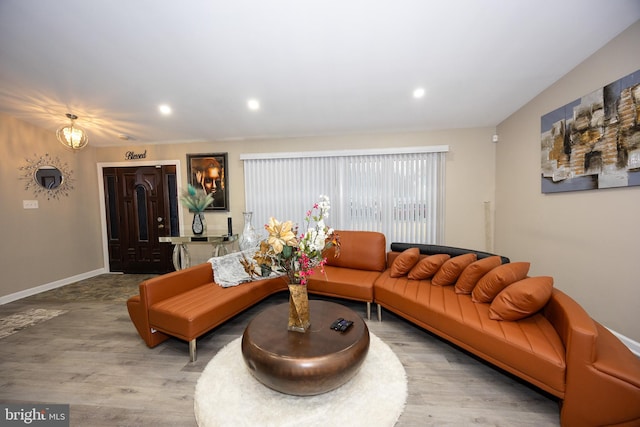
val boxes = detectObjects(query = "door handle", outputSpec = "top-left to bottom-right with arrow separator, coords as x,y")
158,224 -> 165,229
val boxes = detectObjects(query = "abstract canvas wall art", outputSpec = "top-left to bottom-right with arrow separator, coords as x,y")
541,70 -> 640,193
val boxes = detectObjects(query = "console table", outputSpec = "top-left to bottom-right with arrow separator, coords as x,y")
159,234 -> 238,270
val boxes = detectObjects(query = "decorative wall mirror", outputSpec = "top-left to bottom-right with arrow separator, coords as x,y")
20,153 -> 74,200
35,166 -> 64,189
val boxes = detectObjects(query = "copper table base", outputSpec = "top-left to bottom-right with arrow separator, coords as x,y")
241,300 -> 370,396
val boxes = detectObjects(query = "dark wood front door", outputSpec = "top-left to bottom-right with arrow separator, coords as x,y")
103,165 -> 179,273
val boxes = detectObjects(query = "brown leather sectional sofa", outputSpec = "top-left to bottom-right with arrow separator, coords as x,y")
127,231 -> 640,426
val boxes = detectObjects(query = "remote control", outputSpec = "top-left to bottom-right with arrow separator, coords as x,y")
338,320 -> 353,332
330,318 -> 344,330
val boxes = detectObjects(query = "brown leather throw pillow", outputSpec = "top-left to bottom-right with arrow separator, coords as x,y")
455,256 -> 503,294
489,276 -> 554,321
471,262 -> 530,303
408,254 -> 451,280
390,248 -> 420,278
431,253 -> 478,286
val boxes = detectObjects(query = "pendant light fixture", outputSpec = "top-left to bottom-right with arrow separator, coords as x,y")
56,113 -> 88,150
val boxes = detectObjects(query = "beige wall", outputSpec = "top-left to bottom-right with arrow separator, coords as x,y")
94,128 -> 497,252
495,21 -> 640,341
1,115 -> 496,301
0,113 -> 104,297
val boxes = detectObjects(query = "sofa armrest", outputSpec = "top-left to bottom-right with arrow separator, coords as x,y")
545,289 -> 640,426
129,263 -> 213,348
139,262 -> 214,307
127,294 -> 170,348
543,289 -> 597,365
562,324 -> 640,426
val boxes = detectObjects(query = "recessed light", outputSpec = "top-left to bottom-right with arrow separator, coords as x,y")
413,87 -> 425,99
159,104 -> 172,115
247,99 -> 260,111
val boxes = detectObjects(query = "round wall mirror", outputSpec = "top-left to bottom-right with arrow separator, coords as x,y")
20,153 -> 74,200
35,166 -> 64,189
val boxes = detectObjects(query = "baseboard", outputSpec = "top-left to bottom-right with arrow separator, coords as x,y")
608,327 -> 640,358
0,268 -> 107,305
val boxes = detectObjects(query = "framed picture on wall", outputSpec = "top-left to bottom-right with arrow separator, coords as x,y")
186,153 -> 229,211
540,69 -> 640,193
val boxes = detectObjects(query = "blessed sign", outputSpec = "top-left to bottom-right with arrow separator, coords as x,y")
125,150 -> 147,160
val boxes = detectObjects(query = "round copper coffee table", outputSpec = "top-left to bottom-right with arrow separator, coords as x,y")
241,300 -> 370,396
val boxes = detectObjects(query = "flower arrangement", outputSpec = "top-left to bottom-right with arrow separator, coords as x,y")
180,183 -> 214,212
252,195 -> 340,285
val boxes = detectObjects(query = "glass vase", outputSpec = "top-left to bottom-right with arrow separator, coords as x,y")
239,211 -> 260,250
287,283 -> 311,332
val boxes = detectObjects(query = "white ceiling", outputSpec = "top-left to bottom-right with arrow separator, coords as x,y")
1,0 -> 639,147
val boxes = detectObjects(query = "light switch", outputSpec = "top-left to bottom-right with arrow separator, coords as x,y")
23,200 -> 38,209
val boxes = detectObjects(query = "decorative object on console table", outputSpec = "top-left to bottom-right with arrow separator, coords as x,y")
239,211 -> 260,250
192,212 -> 206,235
249,195 -> 341,332
180,184 -> 213,235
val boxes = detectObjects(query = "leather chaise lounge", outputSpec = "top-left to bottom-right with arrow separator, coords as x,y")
126,230 -> 386,362
127,231 -> 640,426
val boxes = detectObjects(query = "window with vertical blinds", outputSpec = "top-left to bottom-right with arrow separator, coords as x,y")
241,146 -> 447,246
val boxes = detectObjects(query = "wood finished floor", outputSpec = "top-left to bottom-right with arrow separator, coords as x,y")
0,274 -> 561,426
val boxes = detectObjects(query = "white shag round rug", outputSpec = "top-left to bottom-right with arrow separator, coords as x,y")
194,332 -> 407,427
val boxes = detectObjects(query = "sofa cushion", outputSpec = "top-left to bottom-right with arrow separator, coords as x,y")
432,253 -> 477,286
408,254 -> 451,280
489,276 -> 554,321
307,265 -> 378,302
455,256 -> 503,294
472,262 -> 530,303
390,248 -> 420,277
149,277 -> 286,341
325,230 -> 387,272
